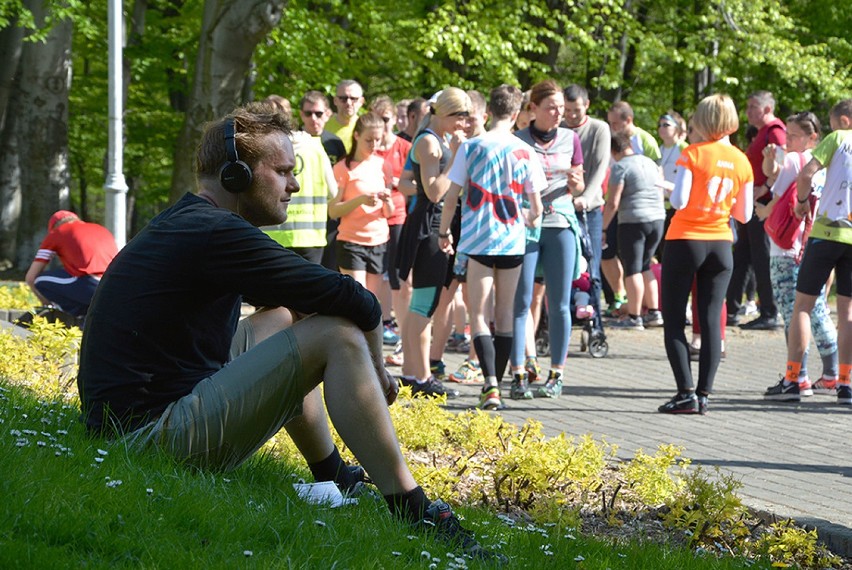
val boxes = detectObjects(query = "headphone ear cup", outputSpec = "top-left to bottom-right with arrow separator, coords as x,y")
219,159 -> 253,193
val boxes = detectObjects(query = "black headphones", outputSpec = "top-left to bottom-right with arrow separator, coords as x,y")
219,118 -> 253,193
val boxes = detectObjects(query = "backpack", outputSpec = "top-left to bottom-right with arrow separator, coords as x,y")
764,152 -> 815,254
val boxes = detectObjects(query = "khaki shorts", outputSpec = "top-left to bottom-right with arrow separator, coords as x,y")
123,318 -> 304,471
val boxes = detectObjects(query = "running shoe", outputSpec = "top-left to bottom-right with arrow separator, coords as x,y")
658,392 -> 699,414
643,310 -> 664,328
448,358 -> 483,384
430,360 -> 447,381
385,341 -> 403,366
812,377 -> 838,395
402,376 -> 460,399
478,386 -> 503,410
383,322 -> 399,345
838,384 -> 852,405
509,372 -> 533,400
419,500 -> 508,565
536,371 -> 563,398
611,315 -> 645,330
763,378 -> 800,401
524,356 -> 541,384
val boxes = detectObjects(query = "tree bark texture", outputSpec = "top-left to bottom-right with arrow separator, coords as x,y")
168,0 -> 285,204
0,1 -> 73,271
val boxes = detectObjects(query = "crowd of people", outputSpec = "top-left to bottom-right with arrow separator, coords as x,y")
40,76 -> 846,563
243,81 -> 850,415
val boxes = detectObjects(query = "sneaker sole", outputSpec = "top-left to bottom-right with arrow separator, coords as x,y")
800,388 -> 814,397
813,389 -> 837,395
838,398 -> 852,405
510,392 -> 533,400
659,407 -> 700,414
763,394 -> 801,401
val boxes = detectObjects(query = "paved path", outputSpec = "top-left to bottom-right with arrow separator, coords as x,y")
398,320 -> 852,555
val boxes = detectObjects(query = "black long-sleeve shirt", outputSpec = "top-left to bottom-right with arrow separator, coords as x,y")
78,193 -> 381,433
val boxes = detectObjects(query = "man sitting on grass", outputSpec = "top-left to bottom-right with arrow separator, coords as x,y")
76,105 -> 505,564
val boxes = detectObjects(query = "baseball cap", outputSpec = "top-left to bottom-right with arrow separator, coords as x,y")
48,210 -> 79,231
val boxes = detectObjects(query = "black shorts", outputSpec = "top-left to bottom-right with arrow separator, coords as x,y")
468,254 -> 523,269
336,241 -> 387,274
411,233 -> 449,290
797,238 -> 852,297
617,220 -> 664,276
384,224 -> 404,290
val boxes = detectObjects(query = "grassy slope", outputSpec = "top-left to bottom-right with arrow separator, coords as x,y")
0,382 -> 770,570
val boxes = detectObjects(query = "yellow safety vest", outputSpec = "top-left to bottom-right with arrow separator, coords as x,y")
263,134 -> 331,248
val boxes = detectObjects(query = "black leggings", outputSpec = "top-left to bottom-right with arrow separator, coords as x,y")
661,239 -> 733,395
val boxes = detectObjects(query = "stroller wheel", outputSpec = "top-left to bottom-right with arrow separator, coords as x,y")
589,337 -> 609,358
579,329 -> 588,352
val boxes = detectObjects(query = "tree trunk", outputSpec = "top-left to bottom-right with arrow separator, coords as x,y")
8,1 -> 73,271
168,0 -> 285,204
0,24 -> 25,267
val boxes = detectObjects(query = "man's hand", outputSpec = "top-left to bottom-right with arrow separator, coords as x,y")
573,195 -> 588,212
794,199 -> 810,219
438,233 -> 454,254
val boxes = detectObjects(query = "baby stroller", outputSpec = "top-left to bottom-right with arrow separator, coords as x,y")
534,211 -> 608,359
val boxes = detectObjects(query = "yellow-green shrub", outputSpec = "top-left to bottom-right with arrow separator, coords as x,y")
0,283 -> 38,310
0,317 -> 81,398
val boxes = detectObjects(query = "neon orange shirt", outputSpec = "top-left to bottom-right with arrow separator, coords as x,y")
666,141 -> 753,241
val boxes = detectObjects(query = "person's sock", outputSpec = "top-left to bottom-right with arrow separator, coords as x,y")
472,333 -> 496,378
307,447 -> 359,489
384,486 -> 431,522
493,332 -> 513,383
784,361 -> 802,385
839,363 -> 852,386
821,350 -> 839,381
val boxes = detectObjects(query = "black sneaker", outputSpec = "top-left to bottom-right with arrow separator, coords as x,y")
763,378 -> 801,401
739,316 -> 782,330
658,392 -> 699,414
725,313 -> 740,326
410,376 -> 460,399
838,384 -> 852,405
698,395 -> 709,415
420,500 -> 508,565
337,465 -> 369,496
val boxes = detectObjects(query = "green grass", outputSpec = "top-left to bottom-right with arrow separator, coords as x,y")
0,382 -> 771,570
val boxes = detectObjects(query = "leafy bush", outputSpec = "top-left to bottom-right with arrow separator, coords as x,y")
0,283 -> 38,310
0,317 -> 81,397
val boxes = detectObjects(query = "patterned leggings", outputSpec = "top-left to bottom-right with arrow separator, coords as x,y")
769,256 -> 838,377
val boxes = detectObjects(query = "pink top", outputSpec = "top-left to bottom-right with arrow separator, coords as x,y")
333,155 -> 391,246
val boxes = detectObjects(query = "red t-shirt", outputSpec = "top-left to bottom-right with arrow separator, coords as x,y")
35,221 -> 118,276
376,136 -> 411,226
746,118 -> 786,192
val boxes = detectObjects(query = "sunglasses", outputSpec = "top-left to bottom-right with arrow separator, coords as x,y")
658,122 -> 674,128
301,110 -> 325,118
467,183 -> 519,223
382,116 -> 392,123
336,95 -> 361,102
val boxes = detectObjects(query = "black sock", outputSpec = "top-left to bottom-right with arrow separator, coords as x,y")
473,333 -> 496,378
493,332 -> 513,383
384,486 -> 431,522
307,447 -> 356,488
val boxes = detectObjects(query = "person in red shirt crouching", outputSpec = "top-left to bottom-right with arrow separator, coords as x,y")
24,210 -> 118,318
